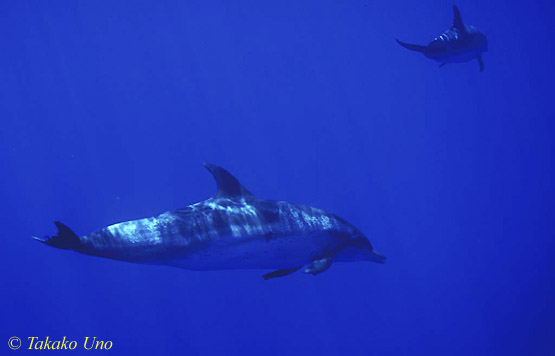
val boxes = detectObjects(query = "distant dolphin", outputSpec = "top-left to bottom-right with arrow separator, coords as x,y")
396,5 -> 488,71
35,164 -> 385,279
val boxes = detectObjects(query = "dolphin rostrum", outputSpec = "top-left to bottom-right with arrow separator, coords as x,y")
396,5 -> 488,71
35,164 -> 385,279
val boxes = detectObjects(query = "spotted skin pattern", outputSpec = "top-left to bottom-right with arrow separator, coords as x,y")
80,197 -> 369,268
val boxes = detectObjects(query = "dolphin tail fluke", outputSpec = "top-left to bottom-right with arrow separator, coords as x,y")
370,250 -> 386,264
33,222 -> 81,250
396,39 -> 427,53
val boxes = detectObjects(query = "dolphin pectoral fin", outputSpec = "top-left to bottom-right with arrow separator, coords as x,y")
263,266 -> 303,280
370,250 -> 386,263
395,39 -> 426,53
477,54 -> 484,72
304,256 -> 333,276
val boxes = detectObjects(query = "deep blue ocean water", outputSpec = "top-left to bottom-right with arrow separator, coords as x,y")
2,1 -> 554,355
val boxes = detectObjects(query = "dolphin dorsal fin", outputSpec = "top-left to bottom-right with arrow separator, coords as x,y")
204,163 -> 253,199
453,5 -> 464,31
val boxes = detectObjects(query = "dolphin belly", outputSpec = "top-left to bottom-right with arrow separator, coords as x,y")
428,48 -> 481,63
164,233 -> 335,270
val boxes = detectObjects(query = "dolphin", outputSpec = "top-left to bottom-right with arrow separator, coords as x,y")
396,5 -> 488,71
35,164 -> 385,279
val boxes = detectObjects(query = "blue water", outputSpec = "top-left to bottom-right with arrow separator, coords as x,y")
2,1 -> 554,355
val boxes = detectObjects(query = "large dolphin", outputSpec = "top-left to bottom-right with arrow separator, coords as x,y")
35,164 -> 385,279
396,5 -> 488,71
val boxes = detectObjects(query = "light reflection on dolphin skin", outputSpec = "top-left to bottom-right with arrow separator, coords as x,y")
35,164 -> 385,279
396,5 -> 488,71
